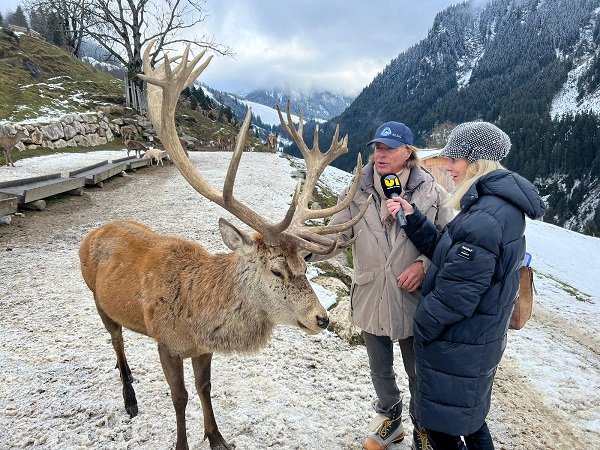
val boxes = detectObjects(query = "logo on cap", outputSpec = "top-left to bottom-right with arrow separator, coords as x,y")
380,127 -> 393,137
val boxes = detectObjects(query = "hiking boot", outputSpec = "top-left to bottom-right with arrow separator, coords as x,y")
411,428 -> 433,450
363,401 -> 406,450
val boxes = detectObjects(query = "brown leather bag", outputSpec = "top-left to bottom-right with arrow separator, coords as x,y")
509,266 -> 534,330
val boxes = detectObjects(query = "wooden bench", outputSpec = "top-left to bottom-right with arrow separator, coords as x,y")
0,192 -> 18,217
69,160 -> 127,187
0,174 -> 85,207
112,156 -> 151,171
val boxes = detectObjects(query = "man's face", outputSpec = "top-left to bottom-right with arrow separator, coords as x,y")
373,143 -> 411,174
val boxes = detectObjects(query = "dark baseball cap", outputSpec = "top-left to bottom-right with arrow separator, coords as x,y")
367,121 -> 414,148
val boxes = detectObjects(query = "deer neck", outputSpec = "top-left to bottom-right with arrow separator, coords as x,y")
190,251 -> 275,354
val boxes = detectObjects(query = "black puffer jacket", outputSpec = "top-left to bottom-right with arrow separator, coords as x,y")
403,169 -> 546,435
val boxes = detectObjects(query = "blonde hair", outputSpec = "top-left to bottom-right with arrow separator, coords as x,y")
446,159 -> 504,210
368,144 -> 421,169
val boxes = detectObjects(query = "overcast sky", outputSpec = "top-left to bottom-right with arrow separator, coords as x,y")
199,0 -> 461,95
3,0 -> 462,96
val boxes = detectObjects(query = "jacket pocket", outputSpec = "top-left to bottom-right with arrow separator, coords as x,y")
350,270 -> 375,312
353,270 -> 375,285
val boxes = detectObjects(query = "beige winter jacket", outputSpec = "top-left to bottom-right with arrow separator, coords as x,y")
321,162 -> 452,340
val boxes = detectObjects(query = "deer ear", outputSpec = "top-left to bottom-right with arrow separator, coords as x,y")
218,218 -> 255,253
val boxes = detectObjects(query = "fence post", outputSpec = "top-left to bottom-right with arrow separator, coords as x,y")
124,76 -> 148,115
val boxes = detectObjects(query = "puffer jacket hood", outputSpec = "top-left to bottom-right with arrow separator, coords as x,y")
460,169 -> 546,220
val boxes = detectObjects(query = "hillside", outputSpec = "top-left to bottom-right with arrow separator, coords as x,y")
0,31 -> 268,156
286,0 -> 600,236
0,30 -> 122,122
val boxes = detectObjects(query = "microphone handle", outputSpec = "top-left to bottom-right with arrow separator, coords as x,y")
391,193 -> 407,227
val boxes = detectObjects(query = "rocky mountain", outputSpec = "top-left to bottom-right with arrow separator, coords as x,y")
285,0 -> 600,236
243,89 -> 353,122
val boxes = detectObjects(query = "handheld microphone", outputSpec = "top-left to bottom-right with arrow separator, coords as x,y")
380,173 -> 407,227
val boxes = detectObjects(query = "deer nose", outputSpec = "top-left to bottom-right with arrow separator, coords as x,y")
317,315 -> 329,329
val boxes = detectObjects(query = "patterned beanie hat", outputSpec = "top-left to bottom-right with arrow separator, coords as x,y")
440,121 -> 511,162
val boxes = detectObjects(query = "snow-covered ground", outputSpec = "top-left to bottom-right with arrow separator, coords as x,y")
0,151 -> 598,449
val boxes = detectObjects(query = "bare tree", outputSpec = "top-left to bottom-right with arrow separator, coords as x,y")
424,121 -> 457,149
24,0 -> 91,57
84,0 -> 231,90
22,0 -> 231,92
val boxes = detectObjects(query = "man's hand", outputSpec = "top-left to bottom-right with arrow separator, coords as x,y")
397,261 -> 425,292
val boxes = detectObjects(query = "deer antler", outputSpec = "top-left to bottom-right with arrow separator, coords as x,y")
276,103 -> 371,251
139,39 -> 370,255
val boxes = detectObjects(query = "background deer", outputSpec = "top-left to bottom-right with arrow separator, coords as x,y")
120,125 -> 138,142
124,138 -> 148,158
266,132 -> 278,151
0,130 -> 28,167
79,40 -> 369,450
179,137 -> 190,156
141,146 -> 163,166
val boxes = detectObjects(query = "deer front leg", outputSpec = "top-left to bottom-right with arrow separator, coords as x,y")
96,306 -> 138,417
158,344 -> 189,450
191,353 -> 232,450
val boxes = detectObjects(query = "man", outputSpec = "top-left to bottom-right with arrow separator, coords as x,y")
313,121 -> 452,450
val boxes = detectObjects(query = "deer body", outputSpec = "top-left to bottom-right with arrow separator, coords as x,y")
1,131 -> 27,167
141,147 -> 163,165
80,220 -> 322,358
124,138 -> 148,158
81,39 -> 370,450
120,125 -> 138,142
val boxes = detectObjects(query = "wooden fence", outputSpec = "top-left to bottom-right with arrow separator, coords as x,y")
124,76 -> 148,115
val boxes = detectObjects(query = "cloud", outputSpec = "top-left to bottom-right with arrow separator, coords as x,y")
198,0 -> 462,96
3,0 -> 463,97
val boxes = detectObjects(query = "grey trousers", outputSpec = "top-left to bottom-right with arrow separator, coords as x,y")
363,331 -> 417,425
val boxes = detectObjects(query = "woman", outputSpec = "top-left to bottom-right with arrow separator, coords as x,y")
386,121 -> 546,449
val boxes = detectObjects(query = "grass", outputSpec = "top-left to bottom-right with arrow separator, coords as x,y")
542,272 -> 593,303
0,31 -> 268,160
0,33 -> 122,121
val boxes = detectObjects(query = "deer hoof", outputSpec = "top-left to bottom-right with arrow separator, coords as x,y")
126,403 -> 138,418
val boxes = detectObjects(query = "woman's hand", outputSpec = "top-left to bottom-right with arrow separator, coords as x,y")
386,197 -> 414,219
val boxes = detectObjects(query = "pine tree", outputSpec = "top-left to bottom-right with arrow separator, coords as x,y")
8,6 -> 28,28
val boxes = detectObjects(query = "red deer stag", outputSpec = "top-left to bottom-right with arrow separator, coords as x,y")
79,39 -> 370,450
1,130 -> 28,167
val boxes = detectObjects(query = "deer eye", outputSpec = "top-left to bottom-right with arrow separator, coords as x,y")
271,269 -> 283,278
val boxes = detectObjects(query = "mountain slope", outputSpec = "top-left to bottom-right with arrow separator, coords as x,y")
243,89 -> 353,121
0,31 -> 122,122
288,0 -> 600,236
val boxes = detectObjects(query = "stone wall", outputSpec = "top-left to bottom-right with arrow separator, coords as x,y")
0,108 -> 157,151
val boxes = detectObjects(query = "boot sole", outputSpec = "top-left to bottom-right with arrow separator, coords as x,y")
363,435 -> 405,450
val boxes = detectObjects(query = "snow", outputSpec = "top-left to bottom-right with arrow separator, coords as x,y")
551,9 -> 600,119
240,100 -> 300,126
1,150 -> 599,449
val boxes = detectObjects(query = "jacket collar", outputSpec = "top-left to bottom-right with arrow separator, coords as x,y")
362,161 -> 428,197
